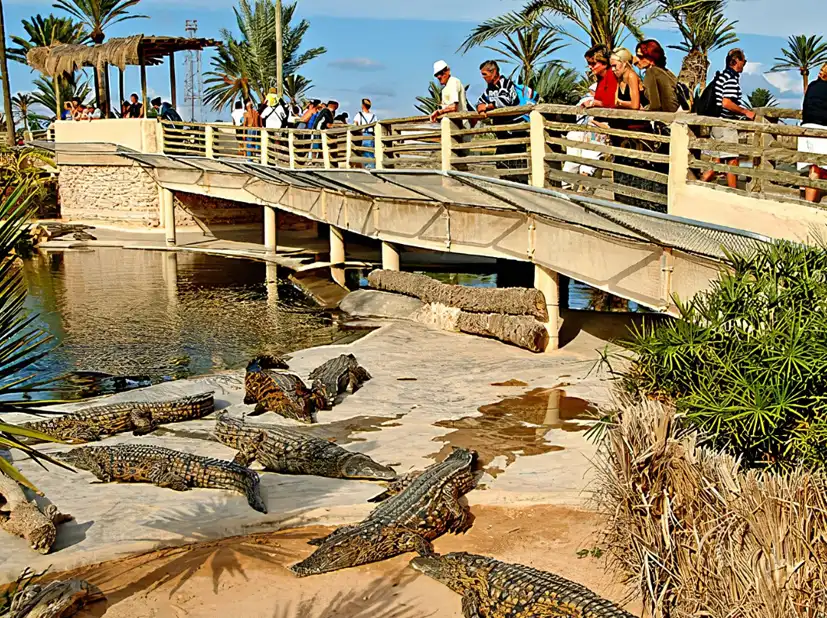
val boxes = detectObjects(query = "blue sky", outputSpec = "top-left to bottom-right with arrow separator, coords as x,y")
4,0 -> 825,121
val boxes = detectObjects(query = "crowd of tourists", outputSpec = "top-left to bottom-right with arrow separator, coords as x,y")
60,92 -> 182,122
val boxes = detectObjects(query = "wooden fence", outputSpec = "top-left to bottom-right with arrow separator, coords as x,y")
158,104 -> 826,211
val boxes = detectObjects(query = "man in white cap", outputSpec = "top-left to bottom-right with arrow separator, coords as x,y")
429,60 -> 467,124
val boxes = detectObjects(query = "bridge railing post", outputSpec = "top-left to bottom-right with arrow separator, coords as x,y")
667,120 -> 691,215
261,129 -> 270,166
288,131 -> 296,169
374,123 -> 384,170
441,117 -> 454,172
205,125 -> 214,159
322,132 -> 332,169
345,128 -> 353,169
529,109 -> 548,188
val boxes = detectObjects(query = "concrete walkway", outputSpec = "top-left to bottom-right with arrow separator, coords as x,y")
1,319 -> 614,582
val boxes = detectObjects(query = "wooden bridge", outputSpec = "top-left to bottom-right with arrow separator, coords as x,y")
46,104 -> 827,350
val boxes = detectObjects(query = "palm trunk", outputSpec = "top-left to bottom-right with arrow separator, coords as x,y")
803,70 -> 809,95
0,0 -> 16,146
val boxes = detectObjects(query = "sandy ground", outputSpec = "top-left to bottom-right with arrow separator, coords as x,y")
62,505 -> 639,618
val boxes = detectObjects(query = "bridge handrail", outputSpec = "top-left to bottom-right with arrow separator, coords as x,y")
157,101 -> 826,208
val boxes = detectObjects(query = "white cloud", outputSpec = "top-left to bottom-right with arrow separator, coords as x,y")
742,62 -> 765,76
328,58 -> 386,72
763,70 -> 804,94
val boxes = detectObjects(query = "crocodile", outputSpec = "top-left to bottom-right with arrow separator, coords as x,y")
244,358 -> 324,423
214,412 -> 397,481
290,447 -> 477,576
309,354 -> 372,410
20,392 -> 215,444
410,552 -> 636,618
58,444 -> 267,513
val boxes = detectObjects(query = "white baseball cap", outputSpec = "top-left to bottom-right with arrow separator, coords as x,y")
433,60 -> 449,76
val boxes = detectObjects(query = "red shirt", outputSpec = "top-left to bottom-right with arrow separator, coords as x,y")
594,70 -> 618,108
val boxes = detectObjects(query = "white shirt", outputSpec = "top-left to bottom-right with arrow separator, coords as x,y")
231,108 -> 245,126
354,110 -> 377,126
261,104 -> 287,129
441,76 -> 467,113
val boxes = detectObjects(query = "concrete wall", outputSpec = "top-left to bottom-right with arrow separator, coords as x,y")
55,119 -> 160,153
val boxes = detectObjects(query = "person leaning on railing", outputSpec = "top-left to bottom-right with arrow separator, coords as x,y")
635,40 -> 680,114
700,48 -> 755,189
799,62 -> 827,204
476,60 -> 526,179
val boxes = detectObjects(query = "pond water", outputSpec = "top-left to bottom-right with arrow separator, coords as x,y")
22,249 -> 357,397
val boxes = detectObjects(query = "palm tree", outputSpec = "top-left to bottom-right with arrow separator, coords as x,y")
0,0 -> 16,146
747,87 -> 778,109
415,81 -> 442,116
31,74 -> 91,119
12,93 -> 47,131
770,35 -> 827,95
533,65 -> 585,104
662,0 -> 738,92
459,18 -> 566,85
51,0 -> 146,44
283,73 -> 312,107
204,0 -> 326,111
8,13 -> 88,65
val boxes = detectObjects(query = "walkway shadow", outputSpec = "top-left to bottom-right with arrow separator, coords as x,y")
558,309 -> 666,348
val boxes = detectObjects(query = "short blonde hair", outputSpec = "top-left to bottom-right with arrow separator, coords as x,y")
820,62 -> 827,80
611,48 -> 634,67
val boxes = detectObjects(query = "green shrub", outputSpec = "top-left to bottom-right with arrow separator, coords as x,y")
623,240 -> 827,470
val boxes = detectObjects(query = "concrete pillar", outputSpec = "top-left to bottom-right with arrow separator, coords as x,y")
330,226 -> 346,287
161,251 -> 179,307
381,241 -> 400,271
161,188 -> 176,247
264,205 -> 277,254
529,109 -> 547,189
534,265 -> 560,352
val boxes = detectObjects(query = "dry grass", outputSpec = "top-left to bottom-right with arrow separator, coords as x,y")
595,398 -> 827,618
27,36 -> 143,75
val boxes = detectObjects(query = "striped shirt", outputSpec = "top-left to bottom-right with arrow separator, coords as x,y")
715,67 -> 744,120
478,76 -> 519,125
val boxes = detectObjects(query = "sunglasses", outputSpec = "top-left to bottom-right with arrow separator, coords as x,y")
435,69 -> 448,77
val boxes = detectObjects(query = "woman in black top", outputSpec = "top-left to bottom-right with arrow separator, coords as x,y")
800,62 -> 827,203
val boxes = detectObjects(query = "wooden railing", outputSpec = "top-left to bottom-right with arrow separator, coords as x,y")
158,104 -> 827,212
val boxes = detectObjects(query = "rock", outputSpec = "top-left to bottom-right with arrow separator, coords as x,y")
339,290 -> 424,319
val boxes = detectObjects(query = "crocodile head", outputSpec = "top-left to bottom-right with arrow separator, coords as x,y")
58,447 -> 102,472
310,379 -> 333,410
340,453 -> 397,481
410,552 -> 488,593
290,527 -> 369,577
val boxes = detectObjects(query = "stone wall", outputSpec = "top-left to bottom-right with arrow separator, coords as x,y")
59,164 -> 161,225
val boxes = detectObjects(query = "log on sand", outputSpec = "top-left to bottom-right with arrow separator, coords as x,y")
0,473 -> 71,554
1,577 -> 104,618
368,270 -> 548,321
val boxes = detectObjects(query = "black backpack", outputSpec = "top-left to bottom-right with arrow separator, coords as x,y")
692,72 -> 722,117
675,81 -> 692,111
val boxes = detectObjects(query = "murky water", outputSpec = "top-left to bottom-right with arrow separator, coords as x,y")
21,249 -> 362,397
431,388 -> 597,476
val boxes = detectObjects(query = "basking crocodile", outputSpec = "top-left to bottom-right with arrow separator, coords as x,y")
290,448 -> 477,576
21,392 -> 215,444
214,413 -> 397,481
58,444 -> 267,513
244,358 -> 324,423
410,552 -> 636,618
309,354 -> 372,410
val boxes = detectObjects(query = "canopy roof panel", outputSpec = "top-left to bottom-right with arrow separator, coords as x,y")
27,35 -> 219,75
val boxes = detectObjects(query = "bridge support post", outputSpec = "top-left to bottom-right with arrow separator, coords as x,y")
161,187 -> 176,247
330,226 -> 346,287
381,242 -> 400,271
534,265 -> 560,352
529,110 -> 547,189
264,205 -> 278,254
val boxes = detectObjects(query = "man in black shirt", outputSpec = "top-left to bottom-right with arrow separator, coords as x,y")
128,93 -> 143,118
476,60 -> 525,180
801,62 -> 827,203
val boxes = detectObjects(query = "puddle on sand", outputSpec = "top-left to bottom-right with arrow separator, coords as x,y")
431,388 -> 597,477
307,414 -> 405,445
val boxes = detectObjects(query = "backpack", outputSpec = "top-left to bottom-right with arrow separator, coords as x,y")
675,81 -> 692,111
692,72 -> 723,117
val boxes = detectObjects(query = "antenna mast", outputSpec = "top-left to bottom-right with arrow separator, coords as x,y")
183,20 -> 203,122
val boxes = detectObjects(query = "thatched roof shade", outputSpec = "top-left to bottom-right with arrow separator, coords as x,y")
26,35 -> 218,76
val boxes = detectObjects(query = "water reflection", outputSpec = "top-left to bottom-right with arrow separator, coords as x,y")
22,249 -> 357,395
431,388 -> 596,477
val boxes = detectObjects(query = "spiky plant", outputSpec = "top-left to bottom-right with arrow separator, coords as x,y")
51,0 -> 145,44
12,94 -> 47,132
747,87 -> 778,109
30,74 -> 92,119
414,80 -> 442,116
623,239 -> 827,471
0,185 -> 70,491
771,34 -> 827,95
204,0 -> 326,111
533,65 -> 585,104
283,73 -> 312,108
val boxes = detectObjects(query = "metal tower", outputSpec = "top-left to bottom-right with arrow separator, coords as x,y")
183,20 -> 203,122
